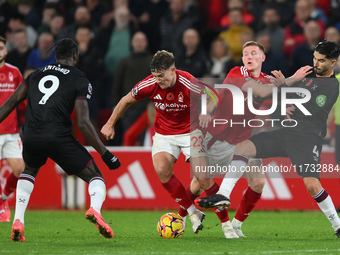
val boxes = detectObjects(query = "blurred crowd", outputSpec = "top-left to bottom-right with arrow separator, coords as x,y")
1,0 -> 340,146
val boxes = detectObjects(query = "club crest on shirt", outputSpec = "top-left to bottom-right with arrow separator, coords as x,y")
8,72 -> 13,82
178,91 -> 184,102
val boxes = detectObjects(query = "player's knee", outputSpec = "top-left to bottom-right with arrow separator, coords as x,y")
22,166 -> 39,178
197,177 -> 214,191
248,178 -> 265,193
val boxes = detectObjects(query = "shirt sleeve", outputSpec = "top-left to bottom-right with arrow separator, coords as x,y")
76,76 -> 92,100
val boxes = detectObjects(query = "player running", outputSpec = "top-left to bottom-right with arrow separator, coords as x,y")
0,38 -> 121,241
101,50 -> 219,234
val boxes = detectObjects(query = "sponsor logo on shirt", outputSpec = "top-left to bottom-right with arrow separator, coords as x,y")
154,102 -> 188,111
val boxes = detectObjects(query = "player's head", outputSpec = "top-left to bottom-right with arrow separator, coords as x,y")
53,38 -> 79,66
242,41 -> 265,73
0,36 -> 7,65
313,40 -> 340,77
150,50 -> 176,89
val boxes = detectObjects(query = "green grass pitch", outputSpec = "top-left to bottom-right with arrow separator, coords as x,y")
0,210 -> 339,254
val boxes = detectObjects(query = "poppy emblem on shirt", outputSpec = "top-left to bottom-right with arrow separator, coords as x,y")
0,73 -> 5,81
306,80 -> 312,86
166,92 -> 174,101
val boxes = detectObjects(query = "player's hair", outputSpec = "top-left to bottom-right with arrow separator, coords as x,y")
150,50 -> 175,72
314,40 -> 340,60
52,38 -> 79,60
0,36 -> 6,45
243,41 -> 265,53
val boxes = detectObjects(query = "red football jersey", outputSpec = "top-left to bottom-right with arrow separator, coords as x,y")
207,66 -> 271,145
0,63 -> 23,134
131,70 -> 202,135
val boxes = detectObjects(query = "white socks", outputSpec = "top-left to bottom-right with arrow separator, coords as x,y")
88,178 -> 106,214
14,177 -> 35,224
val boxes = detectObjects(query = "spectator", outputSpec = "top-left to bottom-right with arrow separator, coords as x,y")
256,32 -> 288,77
290,20 -> 322,75
37,3 -> 59,35
176,28 -> 210,78
137,0 -> 169,53
257,5 -> 285,54
100,0 -> 138,28
113,31 -> 153,144
57,5 -> 97,41
6,30 -> 32,74
0,1 -> 16,37
325,26 -> 340,45
85,0 -> 108,27
17,0 -> 41,30
308,0 -> 328,26
283,0 -> 324,57
208,37 -> 235,79
159,0 -> 199,58
5,13 -> 38,52
220,0 -> 254,29
96,5 -> 137,110
75,25 -> 105,128
26,32 -> 56,70
218,8 -> 254,63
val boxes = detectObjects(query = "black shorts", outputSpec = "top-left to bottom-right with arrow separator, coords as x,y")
249,128 -> 323,178
23,136 -> 93,175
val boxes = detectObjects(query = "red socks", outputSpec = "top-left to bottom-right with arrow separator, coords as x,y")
235,187 -> 261,222
3,173 -> 18,197
162,175 -> 193,211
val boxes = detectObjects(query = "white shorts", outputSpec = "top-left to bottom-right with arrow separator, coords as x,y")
0,133 -> 23,160
152,129 -> 206,161
206,132 -> 262,177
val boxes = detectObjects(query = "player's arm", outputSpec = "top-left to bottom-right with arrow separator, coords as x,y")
101,93 -> 137,140
241,79 -> 277,98
75,99 -> 120,169
274,65 -> 313,86
199,92 -> 217,128
0,82 -> 28,123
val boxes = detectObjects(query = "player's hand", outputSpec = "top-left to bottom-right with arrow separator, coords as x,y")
101,123 -> 115,140
286,105 -> 295,122
101,150 -> 121,170
291,65 -> 313,81
199,114 -> 212,128
270,70 -> 286,87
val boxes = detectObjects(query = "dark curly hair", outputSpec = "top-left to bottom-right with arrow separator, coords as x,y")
315,40 -> 340,60
52,38 -> 78,61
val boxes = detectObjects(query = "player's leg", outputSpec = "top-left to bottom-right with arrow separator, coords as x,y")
290,136 -> 340,237
0,134 -> 25,222
75,161 -> 113,239
303,177 -> 340,237
11,165 -> 39,242
152,133 -> 204,233
232,159 -> 265,237
52,139 -> 113,239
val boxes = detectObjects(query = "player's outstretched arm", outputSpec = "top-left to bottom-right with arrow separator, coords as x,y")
242,79 -> 277,98
75,99 -> 120,170
101,93 -> 137,140
284,65 -> 313,86
0,82 -> 28,123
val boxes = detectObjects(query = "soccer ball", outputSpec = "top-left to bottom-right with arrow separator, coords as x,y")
157,213 -> 185,239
